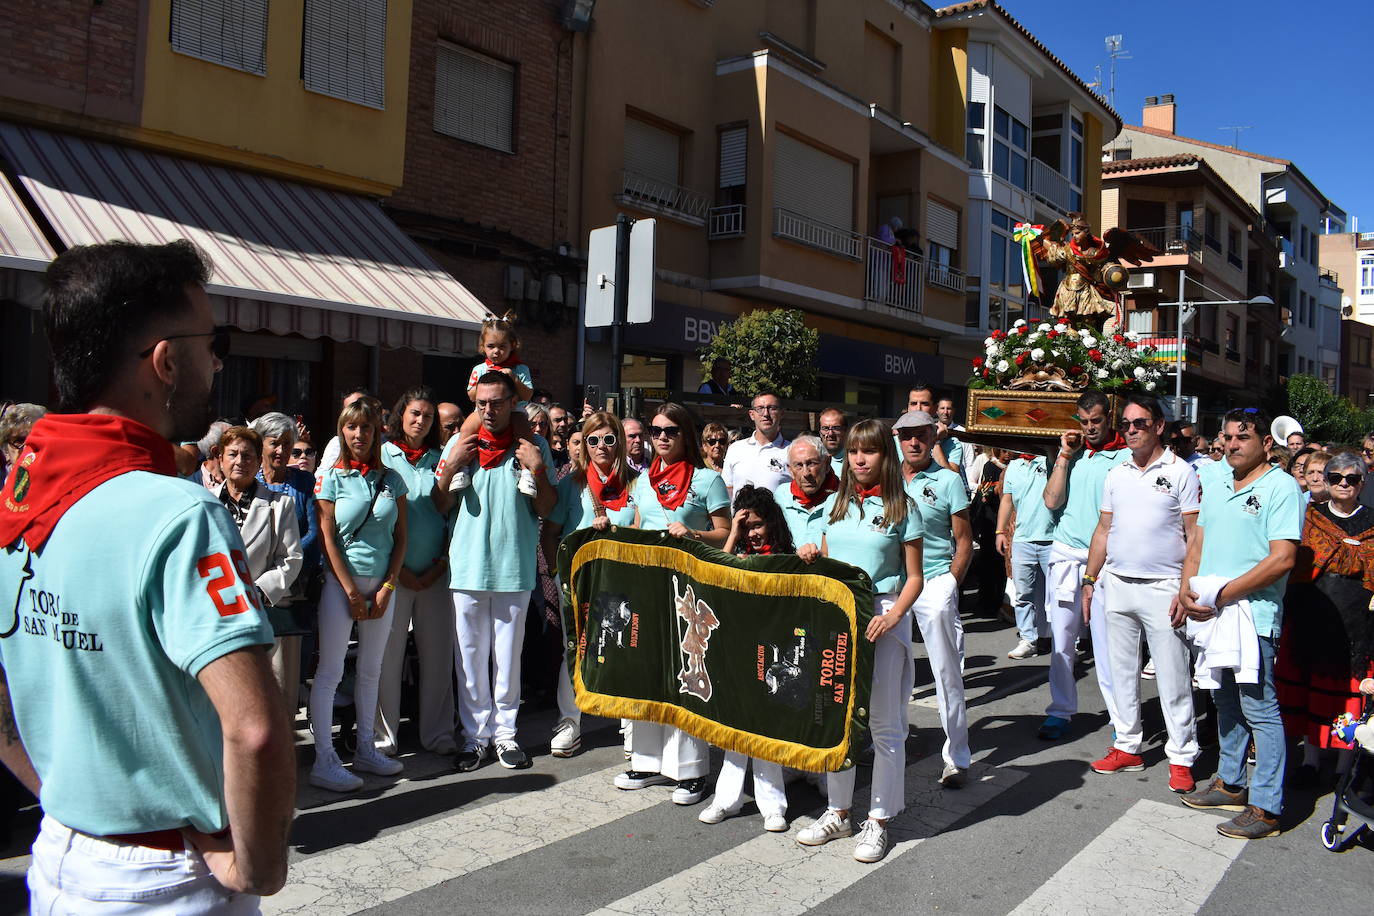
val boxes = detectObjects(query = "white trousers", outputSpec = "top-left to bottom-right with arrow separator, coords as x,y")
311,573 -> 392,749
1103,572 -> 1199,765
828,595 -> 912,821
712,752 -> 787,817
630,723 -> 709,781
377,580 -> 456,753
910,572 -> 970,769
1046,544 -> 1117,723
452,589 -> 531,744
28,815 -> 259,915
557,655 -> 580,725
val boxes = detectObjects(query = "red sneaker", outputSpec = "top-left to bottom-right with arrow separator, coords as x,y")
1090,747 -> 1145,774
1168,764 -> 1196,794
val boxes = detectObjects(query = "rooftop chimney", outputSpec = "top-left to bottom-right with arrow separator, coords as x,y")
1143,95 -> 1177,134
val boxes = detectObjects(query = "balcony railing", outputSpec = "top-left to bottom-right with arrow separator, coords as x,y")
772,207 -> 863,260
926,260 -> 967,294
1139,336 -> 1204,366
1029,158 -> 1075,213
864,237 -> 923,313
1320,266 -> 1339,286
615,169 -> 711,224
707,204 -> 745,239
1128,225 -> 1201,257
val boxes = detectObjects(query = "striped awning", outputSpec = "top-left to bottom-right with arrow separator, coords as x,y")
0,122 -> 487,344
0,169 -> 54,271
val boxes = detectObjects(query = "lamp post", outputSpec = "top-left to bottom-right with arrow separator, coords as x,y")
1165,271 -> 1274,419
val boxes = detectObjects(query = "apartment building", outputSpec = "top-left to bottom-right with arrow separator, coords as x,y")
1319,231 -> 1374,402
571,0 -> 1116,415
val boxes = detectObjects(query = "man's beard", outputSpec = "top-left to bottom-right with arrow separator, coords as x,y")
167,376 -> 216,443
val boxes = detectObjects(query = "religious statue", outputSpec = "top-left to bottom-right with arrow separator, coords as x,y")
1014,213 -> 1158,330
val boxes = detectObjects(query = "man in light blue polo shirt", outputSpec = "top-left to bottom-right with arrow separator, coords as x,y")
997,453 -> 1055,659
896,410 -> 973,787
773,435 -> 837,550
1038,389 -> 1127,740
1179,407 -> 1301,840
435,372 -> 557,772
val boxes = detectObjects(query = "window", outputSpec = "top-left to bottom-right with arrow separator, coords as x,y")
1227,226 -> 1241,268
1127,309 -> 1154,334
718,127 -> 746,190
926,198 -> 960,269
1204,208 -> 1220,252
774,132 -> 853,229
625,117 -> 682,188
965,102 -> 986,170
992,106 -> 1028,191
1360,256 -> 1374,297
303,0 -> 387,109
171,0 -> 268,74
433,43 -> 515,152
989,209 -> 1022,299
1300,225 -> 1309,262
1178,202 -> 1194,242
1355,335 -> 1371,367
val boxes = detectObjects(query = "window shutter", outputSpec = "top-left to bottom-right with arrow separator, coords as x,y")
1127,310 -> 1154,334
303,0 -> 387,109
926,199 -> 959,250
170,0 -> 269,75
624,118 -> 681,187
434,43 -> 515,152
773,133 -> 853,229
718,127 -> 746,189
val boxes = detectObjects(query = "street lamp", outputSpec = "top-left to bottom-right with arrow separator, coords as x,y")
1165,272 -> 1275,416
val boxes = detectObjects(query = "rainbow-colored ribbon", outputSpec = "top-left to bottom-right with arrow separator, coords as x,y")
1012,222 -> 1045,300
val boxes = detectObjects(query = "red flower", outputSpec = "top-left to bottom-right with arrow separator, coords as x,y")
1069,365 -> 1084,375
973,357 -> 985,368
1122,378 -> 1134,387
1018,325 -> 1031,335
1089,349 -> 1103,362
1113,334 -> 1125,343
1126,340 -> 1137,349
992,329 -> 1005,340
1015,353 -> 1028,366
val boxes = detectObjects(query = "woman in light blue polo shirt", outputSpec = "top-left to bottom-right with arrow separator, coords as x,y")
377,386 -> 456,757
618,402 -> 730,806
541,411 -> 640,758
312,397 -> 409,793
796,419 -> 924,865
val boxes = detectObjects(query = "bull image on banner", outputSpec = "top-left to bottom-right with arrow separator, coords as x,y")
557,527 -> 874,772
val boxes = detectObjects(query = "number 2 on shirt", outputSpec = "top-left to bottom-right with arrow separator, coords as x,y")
196,550 -> 262,616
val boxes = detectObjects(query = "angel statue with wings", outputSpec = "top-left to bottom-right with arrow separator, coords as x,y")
1013,213 -> 1159,331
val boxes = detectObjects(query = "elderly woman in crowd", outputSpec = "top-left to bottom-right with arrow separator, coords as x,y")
1277,451 -> 1374,784
0,402 -> 45,488
213,426 -> 305,705
1290,446 -> 1316,491
700,422 -> 729,473
526,402 -> 551,441
1303,450 -> 1332,507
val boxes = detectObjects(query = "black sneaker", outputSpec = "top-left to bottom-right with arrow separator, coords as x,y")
496,740 -> 531,770
672,777 -> 708,805
455,741 -> 489,773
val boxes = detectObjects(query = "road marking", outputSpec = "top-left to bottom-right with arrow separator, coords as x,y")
1008,799 -> 1245,916
263,761 -> 661,916
591,756 -> 1024,915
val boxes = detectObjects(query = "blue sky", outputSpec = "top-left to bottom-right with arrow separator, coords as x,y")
1004,0 -> 1373,231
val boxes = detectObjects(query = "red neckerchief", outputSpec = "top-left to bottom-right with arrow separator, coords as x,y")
744,541 -> 773,555
0,414 -> 177,551
648,456 -> 693,511
855,483 -> 883,499
394,441 -> 426,465
477,425 -> 515,469
790,474 -> 839,510
484,353 -> 522,371
347,458 -> 375,477
587,465 -> 629,511
1087,432 -> 1127,455
1018,453 -> 1035,462
1068,236 -> 1110,261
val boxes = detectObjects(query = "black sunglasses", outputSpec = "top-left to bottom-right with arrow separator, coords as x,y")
291,447 -> 317,458
1326,472 -> 1363,487
704,437 -> 727,445
1123,417 -> 1156,431
139,326 -> 231,360
649,424 -> 681,439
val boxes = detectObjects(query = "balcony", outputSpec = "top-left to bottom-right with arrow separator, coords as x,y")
1129,225 -> 1200,257
1029,158 -> 1074,213
864,238 -> 923,313
927,261 -> 967,294
1320,266 -> 1340,286
614,169 -> 711,226
707,204 -> 745,240
772,207 -> 863,260
1278,237 -> 1298,273
1140,336 -> 1204,367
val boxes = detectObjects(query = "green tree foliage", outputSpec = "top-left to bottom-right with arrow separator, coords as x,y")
1285,374 -> 1374,445
699,308 -> 819,399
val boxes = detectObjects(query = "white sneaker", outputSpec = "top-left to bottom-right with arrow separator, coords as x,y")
353,744 -> 403,777
939,763 -> 967,788
795,809 -> 852,847
448,468 -> 471,492
310,753 -> 364,792
763,813 -> 789,833
517,467 -> 538,497
551,718 -> 581,758
1142,659 -> 1157,680
698,803 -> 735,824
1008,638 -> 1038,660
852,818 -> 889,863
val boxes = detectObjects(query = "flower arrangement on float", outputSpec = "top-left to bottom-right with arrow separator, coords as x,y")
967,319 -> 1162,393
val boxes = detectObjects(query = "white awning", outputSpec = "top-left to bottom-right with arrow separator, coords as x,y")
0,122 -> 487,346
0,170 -> 55,271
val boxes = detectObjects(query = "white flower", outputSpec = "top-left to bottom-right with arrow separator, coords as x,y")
1052,349 -> 1063,358
1013,319 -> 1026,327
1030,348 -> 1045,360
984,337 -> 996,348
1038,323 -> 1052,332
1125,331 -> 1140,341
1111,359 -> 1123,370
1144,381 -> 1157,391
1133,366 -> 1147,379
1054,323 -> 1069,333
1096,368 -> 1109,379
1082,335 -> 1098,347
996,360 -> 1010,372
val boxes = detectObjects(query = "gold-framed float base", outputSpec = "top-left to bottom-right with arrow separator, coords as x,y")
966,389 -> 1121,438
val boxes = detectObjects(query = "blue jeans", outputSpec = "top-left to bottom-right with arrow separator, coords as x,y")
1213,635 -> 1285,815
1010,541 -> 1052,643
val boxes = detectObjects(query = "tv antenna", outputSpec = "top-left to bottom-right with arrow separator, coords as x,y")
1104,35 -> 1132,110
1218,126 -> 1252,148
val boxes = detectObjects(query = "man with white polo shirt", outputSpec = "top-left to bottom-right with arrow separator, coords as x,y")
1081,395 -> 1201,794
996,451 -> 1054,660
895,410 -> 973,787
774,435 -> 838,551
1039,389 -> 1128,740
817,408 -> 848,479
721,391 -> 791,497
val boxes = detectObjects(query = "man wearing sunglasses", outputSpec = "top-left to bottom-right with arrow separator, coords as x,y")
1170,421 -> 1212,473
0,240 -> 293,908
721,392 -> 791,499
1081,396 -> 1202,794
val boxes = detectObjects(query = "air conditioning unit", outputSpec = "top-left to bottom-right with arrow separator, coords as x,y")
504,265 -> 525,300
1127,271 -> 1156,290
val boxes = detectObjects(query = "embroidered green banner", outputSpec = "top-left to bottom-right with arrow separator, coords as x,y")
557,526 -> 874,772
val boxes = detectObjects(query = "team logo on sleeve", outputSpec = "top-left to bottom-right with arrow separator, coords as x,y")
1243,493 -> 1262,516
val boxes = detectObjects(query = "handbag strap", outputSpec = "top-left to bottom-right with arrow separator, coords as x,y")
341,471 -> 385,549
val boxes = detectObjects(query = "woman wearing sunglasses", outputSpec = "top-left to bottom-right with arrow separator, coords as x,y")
1276,452 -> 1374,785
700,422 -> 729,473
541,411 -> 641,759
617,402 -> 730,806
